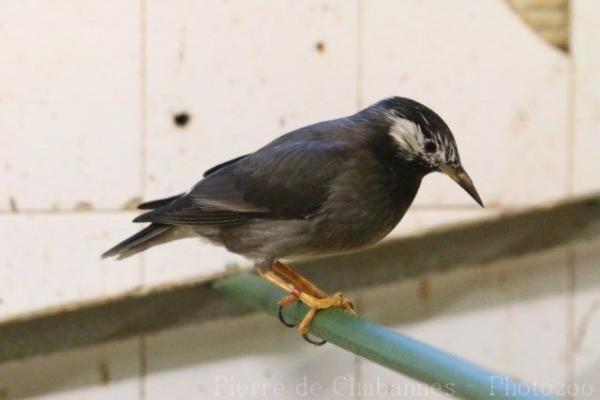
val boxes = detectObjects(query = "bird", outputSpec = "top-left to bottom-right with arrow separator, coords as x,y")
103,96 -> 483,345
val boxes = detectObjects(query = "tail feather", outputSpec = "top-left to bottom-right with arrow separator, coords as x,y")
102,223 -> 172,259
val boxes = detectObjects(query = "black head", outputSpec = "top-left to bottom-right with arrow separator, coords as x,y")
369,97 -> 483,207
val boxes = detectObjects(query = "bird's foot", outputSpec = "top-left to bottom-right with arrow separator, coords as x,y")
277,293 -> 299,327
258,262 -> 354,345
277,290 -> 355,345
297,291 -> 355,345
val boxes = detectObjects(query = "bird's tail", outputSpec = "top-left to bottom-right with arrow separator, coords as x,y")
102,223 -> 173,260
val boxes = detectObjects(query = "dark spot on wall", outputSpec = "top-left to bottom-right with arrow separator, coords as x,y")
8,197 -> 18,212
315,41 -> 325,54
122,196 -> 142,210
98,360 -> 111,384
178,46 -> 185,63
278,117 -> 286,127
75,201 -> 94,211
511,109 -> 529,133
178,27 -> 187,63
173,112 -> 191,128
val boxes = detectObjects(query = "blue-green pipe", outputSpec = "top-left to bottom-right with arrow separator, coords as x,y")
214,272 -> 555,400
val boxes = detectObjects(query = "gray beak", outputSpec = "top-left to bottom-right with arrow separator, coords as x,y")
439,164 -> 484,207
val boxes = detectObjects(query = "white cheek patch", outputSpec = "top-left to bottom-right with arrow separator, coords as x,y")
388,117 -> 425,160
388,115 -> 458,165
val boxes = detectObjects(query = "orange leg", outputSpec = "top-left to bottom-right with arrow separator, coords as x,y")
258,261 -> 355,345
271,261 -> 329,299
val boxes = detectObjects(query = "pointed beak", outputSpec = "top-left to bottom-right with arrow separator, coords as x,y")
439,164 -> 484,207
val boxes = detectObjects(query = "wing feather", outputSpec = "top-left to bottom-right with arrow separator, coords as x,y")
135,138 -> 352,226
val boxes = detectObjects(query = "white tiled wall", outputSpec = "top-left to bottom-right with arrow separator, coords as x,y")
0,0 -> 599,398
572,0 -> 600,195
362,0 -> 569,207
0,214 -> 141,320
0,0 -> 142,212
145,0 -> 358,197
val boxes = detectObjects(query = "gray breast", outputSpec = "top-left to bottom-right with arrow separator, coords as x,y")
197,219 -> 312,261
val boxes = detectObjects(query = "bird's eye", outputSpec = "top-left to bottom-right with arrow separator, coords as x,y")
424,141 -> 437,153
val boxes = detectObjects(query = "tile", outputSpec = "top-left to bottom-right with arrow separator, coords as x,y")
573,238 -> 600,399
144,312 -> 357,400
0,338 -> 140,399
359,247 -> 569,398
0,0 -> 141,211
144,0 -> 358,197
362,0 -> 569,207
0,213 -> 141,321
572,0 -> 600,195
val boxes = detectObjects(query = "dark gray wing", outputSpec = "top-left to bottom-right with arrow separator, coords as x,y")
134,138 -> 353,226
202,154 -> 249,177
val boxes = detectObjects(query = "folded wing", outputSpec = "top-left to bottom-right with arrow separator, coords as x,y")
134,139 -> 351,226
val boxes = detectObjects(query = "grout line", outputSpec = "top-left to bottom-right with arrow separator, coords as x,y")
138,3 -> 148,398
139,0 -> 148,200
0,209 -> 140,215
0,204 -> 502,216
139,0 -> 148,289
565,3 -> 576,395
565,246 -> 576,398
138,336 -> 147,400
410,204 -> 503,211
353,286 -> 364,400
353,7 -> 365,395
0,204 -> 502,217
355,0 -> 364,110
565,0 -> 575,197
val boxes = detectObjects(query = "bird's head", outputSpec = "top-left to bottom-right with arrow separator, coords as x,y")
377,97 -> 483,207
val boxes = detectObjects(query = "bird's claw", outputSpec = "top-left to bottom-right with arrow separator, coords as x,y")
296,292 -> 355,346
278,305 -> 296,327
302,333 -> 327,346
277,293 -> 299,328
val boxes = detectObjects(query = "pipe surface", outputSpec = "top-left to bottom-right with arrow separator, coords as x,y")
214,273 -> 555,400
